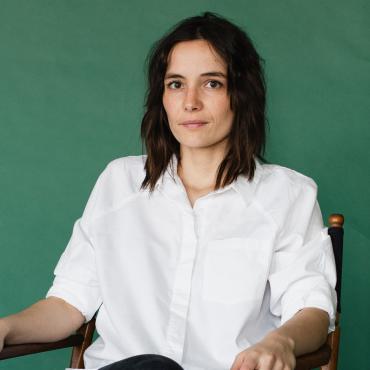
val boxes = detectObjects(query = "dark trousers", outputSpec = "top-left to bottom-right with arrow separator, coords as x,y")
99,354 -> 184,370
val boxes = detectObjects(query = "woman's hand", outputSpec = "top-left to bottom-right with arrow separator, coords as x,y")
230,308 -> 330,369
230,332 -> 296,370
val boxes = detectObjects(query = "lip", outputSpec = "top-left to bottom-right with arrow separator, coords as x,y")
180,120 -> 208,128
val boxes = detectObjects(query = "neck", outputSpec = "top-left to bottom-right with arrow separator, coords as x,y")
177,145 -> 227,192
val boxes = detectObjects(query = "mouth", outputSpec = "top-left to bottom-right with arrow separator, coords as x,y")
180,120 -> 208,128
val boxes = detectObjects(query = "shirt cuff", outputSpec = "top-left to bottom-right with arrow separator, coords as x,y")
280,284 -> 337,333
46,276 -> 101,322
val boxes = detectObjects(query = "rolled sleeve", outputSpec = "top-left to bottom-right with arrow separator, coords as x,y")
46,276 -> 100,322
46,168 -> 107,322
269,184 -> 337,332
46,219 -> 102,322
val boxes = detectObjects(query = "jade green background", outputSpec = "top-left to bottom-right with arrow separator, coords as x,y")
0,1 -> 369,369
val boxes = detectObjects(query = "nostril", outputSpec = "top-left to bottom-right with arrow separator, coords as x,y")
185,104 -> 197,111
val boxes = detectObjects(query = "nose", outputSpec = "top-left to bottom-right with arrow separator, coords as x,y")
184,87 -> 202,112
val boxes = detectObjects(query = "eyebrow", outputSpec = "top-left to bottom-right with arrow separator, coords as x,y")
164,71 -> 227,79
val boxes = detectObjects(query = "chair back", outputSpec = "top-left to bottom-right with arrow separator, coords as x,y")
328,214 -> 344,314
318,213 -> 344,370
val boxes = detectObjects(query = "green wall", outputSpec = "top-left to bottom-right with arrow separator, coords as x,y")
0,1 -> 369,369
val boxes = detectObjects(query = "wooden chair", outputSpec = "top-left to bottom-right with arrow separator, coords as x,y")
0,214 -> 344,369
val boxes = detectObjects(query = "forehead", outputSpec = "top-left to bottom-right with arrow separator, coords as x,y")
166,40 -> 227,74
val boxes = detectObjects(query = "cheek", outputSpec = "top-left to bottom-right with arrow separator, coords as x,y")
162,94 -> 169,115
162,95 -> 179,136
211,97 -> 233,121
162,94 -> 176,121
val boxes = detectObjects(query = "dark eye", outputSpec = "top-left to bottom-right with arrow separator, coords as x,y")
167,80 -> 182,89
206,80 -> 223,88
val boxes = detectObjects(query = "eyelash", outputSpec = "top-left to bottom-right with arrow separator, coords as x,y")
166,80 -> 224,89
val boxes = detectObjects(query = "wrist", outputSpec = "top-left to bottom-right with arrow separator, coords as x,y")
265,330 -> 295,353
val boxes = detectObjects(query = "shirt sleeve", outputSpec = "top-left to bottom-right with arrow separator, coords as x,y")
46,168 -> 107,323
268,179 -> 337,332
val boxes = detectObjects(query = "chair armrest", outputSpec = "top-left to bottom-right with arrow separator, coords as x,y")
295,343 -> 331,369
0,334 -> 84,360
0,333 -> 331,369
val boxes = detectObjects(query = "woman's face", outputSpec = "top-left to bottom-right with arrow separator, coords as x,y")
162,40 -> 234,155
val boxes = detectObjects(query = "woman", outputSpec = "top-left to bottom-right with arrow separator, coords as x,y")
0,12 -> 336,370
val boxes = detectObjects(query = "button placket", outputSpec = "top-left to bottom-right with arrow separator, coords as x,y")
164,211 -> 198,363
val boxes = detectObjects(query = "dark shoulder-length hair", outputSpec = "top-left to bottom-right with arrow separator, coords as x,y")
141,12 -> 266,192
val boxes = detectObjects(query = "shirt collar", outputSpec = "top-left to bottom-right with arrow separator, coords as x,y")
231,158 -> 263,207
155,155 -> 263,208
155,155 -> 191,209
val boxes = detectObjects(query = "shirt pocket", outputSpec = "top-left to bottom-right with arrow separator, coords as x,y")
202,237 -> 267,304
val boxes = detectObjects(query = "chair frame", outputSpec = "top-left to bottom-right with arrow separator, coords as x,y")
0,214 -> 344,369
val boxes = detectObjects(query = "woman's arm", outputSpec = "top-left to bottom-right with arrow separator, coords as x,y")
0,297 -> 84,352
230,307 -> 329,370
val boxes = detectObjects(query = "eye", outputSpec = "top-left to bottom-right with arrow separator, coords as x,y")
205,80 -> 223,89
166,80 -> 183,89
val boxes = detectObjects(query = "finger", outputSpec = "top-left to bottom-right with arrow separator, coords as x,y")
240,355 -> 259,370
230,353 -> 244,370
258,353 -> 276,370
282,355 -> 295,370
271,359 -> 284,370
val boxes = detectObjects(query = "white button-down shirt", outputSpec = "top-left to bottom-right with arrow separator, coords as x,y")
47,155 -> 336,370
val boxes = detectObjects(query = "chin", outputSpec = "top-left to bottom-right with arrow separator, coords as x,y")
180,141 -> 222,151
